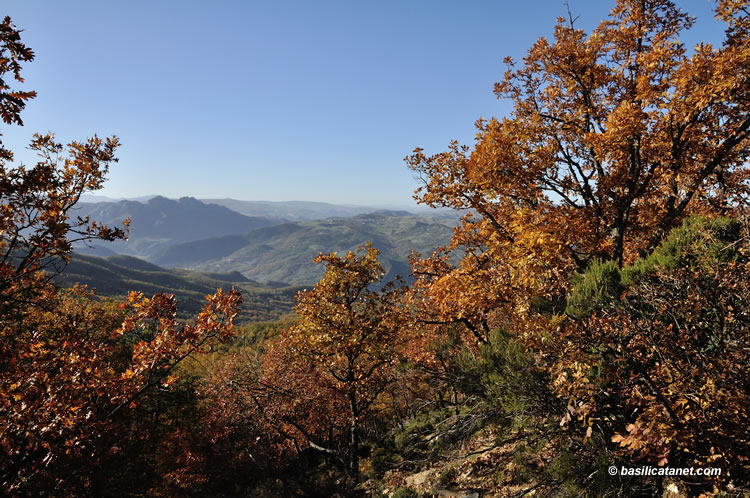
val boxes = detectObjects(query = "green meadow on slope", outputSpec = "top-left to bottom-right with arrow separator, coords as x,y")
151,211 -> 455,285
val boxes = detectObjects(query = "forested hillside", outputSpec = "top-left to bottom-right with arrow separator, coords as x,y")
151,211 -> 455,284
58,254 -> 298,321
72,199 -> 455,286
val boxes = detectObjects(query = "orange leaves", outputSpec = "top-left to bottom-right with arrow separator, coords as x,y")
413,0 -> 749,271
549,219 -> 750,483
288,244 -> 408,380
122,288 -> 241,372
408,203 -> 572,351
403,2 -> 748,492
1,288 -> 126,489
1,284 -> 241,492
1,130 -> 128,320
238,245 -> 412,479
0,15 -> 251,493
0,27 -> 239,481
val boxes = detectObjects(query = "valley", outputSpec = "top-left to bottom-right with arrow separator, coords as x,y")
57,253 -> 299,322
72,197 -> 457,287
66,196 -> 457,321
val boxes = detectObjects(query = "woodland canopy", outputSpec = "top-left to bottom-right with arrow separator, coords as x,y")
0,0 -> 748,495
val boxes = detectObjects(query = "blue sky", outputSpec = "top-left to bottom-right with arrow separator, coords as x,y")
3,1 -> 726,206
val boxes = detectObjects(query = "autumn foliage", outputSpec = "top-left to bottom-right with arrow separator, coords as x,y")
0,17 -> 240,493
1,0 -> 749,495
404,0 -> 749,492
554,217 -> 749,475
410,0 -> 748,268
194,245 -> 409,489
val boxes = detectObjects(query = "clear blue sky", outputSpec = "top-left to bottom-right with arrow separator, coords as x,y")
3,1 -> 725,206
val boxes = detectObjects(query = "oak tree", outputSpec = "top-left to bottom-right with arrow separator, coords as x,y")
0,17 -> 242,493
405,0 -> 749,490
255,245 -> 409,481
409,0 -> 748,269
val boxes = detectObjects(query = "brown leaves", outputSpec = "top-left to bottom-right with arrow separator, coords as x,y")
229,245 -> 411,479
1,19 -> 126,315
552,218 -> 749,480
291,244 -> 408,368
0,132 -> 128,319
405,1 -> 749,492
120,287 -> 241,394
0,16 -> 35,159
412,0 -> 749,269
0,285 -> 241,492
0,17 -> 243,492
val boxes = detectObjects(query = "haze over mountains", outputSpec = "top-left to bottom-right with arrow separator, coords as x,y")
202,199 -> 380,221
152,211 -> 454,285
73,196 -> 279,259
71,195 -> 458,287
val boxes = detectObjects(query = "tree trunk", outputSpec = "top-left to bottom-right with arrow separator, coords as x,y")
348,389 -> 360,481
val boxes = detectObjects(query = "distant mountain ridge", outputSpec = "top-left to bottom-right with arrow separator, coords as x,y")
201,198 -> 383,221
79,195 -> 464,224
72,196 -> 280,259
71,196 -> 460,286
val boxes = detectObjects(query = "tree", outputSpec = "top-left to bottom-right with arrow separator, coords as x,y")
406,0 -> 748,354
0,17 -> 126,319
0,16 -> 35,162
256,245 -> 410,481
405,0 -> 749,492
408,0 -> 748,268
555,216 -> 749,484
0,17 -> 242,493
0,286 -> 241,493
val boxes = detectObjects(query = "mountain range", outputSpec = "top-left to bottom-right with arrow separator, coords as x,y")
70,196 -> 458,286
72,196 -> 279,259
151,210 -> 455,285
201,198 -> 380,221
